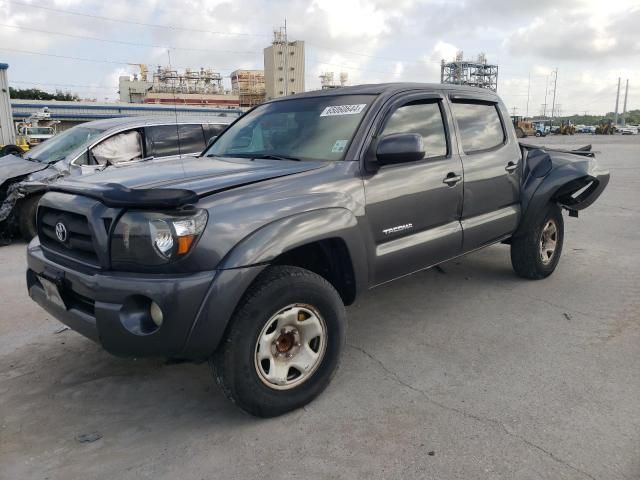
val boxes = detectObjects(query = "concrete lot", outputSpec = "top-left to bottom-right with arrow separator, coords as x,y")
1,135 -> 638,479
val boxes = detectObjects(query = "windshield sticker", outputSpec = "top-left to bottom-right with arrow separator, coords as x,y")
332,140 -> 349,153
320,104 -> 367,117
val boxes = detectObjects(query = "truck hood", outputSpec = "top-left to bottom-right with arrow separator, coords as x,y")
52,155 -> 327,198
0,154 -> 50,186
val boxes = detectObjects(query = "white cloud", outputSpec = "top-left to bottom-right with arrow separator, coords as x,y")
0,0 -> 637,112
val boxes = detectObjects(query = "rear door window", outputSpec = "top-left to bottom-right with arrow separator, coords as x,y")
451,102 -> 505,153
177,124 -> 206,153
147,124 -> 206,157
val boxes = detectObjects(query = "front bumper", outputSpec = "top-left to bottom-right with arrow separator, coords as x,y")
27,241 -> 264,360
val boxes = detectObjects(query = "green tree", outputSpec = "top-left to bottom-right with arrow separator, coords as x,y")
9,87 -> 79,101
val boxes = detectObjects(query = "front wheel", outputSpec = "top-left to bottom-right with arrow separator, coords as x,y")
211,266 -> 346,417
510,204 -> 564,279
18,194 -> 42,241
1,144 -> 23,157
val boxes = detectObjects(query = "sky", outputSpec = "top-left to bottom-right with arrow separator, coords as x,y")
0,0 -> 638,116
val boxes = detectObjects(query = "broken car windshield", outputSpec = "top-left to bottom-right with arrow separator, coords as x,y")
24,126 -> 107,164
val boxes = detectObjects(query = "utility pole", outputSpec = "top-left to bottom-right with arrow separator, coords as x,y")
621,79 -> 629,126
511,106 -> 518,117
614,77 -> 621,126
543,75 -> 549,118
526,72 -> 530,117
550,68 -> 558,122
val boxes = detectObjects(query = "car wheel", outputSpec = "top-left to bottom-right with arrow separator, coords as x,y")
211,265 -> 346,417
510,203 -> 564,280
535,131 -> 542,137
18,194 -> 42,241
1,144 -> 23,157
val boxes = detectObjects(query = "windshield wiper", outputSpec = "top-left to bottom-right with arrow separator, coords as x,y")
251,154 -> 301,162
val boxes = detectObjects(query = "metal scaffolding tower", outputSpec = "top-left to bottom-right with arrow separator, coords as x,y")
440,51 -> 499,92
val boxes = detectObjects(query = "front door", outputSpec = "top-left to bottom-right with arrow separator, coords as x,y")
363,96 -> 464,285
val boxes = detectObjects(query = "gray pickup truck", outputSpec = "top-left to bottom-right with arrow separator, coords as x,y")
26,83 -> 609,417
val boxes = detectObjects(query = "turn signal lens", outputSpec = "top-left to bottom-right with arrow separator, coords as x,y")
177,235 -> 196,255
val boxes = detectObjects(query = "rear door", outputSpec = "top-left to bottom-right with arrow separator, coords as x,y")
449,98 -> 521,251
363,93 -> 464,285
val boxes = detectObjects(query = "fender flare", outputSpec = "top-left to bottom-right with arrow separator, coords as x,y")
219,207 -> 369,295
514,149 -> 609,237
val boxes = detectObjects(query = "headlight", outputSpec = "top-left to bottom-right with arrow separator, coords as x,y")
111,209 -> 208,267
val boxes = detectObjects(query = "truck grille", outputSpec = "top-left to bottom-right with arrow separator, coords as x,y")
38,207 -> 99,266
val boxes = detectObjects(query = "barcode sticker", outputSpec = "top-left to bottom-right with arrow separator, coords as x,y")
320,104 -> 367,117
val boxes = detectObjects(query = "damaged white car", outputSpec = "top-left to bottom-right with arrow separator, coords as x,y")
0,115 -> 234,243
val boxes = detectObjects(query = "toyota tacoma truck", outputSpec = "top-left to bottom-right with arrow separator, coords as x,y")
26,83 -> 609,417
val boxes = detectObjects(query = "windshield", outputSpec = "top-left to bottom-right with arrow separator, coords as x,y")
27,127 -> 55,135
205,94 -> 376,161
24,125 -> 106,163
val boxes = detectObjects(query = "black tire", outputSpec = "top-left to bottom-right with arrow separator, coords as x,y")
510,203 -> 564,279
535,131 -> 542,137
211,265 -> 346,417
18,194 -> 42,241
1,145 -> 23,157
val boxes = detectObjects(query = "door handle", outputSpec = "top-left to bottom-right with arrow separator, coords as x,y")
443,172 -> 462,186
505,161 -> 518,173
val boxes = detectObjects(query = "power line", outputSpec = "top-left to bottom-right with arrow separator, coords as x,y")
10,80 -> 117,90
6,0 -> 270,38
0,47 -> 242,72
6,0 -> 439,67
0,23 -> 261,55
0,47 -> 129,65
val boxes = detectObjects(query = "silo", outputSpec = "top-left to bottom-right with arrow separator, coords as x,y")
0,63 -> 16,146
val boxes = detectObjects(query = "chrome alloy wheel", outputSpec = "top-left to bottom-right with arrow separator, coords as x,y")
254,304 -> 327,390
539,219 -> 558,265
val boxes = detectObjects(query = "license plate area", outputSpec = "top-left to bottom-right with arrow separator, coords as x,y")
38,275 -> 67,310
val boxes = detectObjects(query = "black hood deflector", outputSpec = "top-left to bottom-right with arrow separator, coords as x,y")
46,181 -> 199,209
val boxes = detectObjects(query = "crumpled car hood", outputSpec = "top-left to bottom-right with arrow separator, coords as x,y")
56,155 -> 327,197
0,155 -> 50,186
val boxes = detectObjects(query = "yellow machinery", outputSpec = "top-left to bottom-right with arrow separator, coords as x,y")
595,121 -> 615,135
511,116 -> 536,138
558,122 -> 576,135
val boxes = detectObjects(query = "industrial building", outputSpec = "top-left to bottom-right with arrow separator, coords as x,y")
230,70 -> 266,107
119,65 -> 240,108
10,99 -> 241,131
441,52 -> 498,92
264,29 -> 305,100
319,72 -> 349,90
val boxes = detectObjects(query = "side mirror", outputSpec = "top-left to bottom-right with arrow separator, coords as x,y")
376,133 -> 425,166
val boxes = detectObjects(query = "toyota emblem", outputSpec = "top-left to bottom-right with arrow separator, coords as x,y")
55,222 -> 68,242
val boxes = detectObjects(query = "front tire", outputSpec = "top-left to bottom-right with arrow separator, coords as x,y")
211,266 -> 346,417
18,194 -> 42,241
510,204 -> 564,279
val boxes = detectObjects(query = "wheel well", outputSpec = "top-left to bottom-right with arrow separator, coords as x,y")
272,238 -> 357,305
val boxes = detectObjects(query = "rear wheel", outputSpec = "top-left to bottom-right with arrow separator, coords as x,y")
18,194 -> 42,241
511,204 -> 564,279
211,266 -> 346,417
